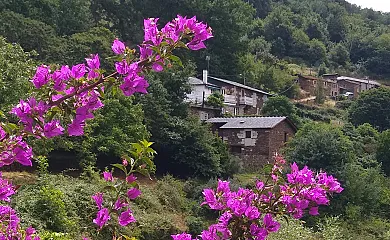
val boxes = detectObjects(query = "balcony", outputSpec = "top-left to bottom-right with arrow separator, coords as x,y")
239,96 -> 254,106
224,94 -> 237,105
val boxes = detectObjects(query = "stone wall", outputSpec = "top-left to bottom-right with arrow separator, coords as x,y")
268,122 -> 296,157
218,120 -> 296,170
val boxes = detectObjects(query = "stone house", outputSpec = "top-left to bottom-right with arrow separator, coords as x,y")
297,74 -> 380,99
186,71 -> 272,120
337,76 -> 380,97
207,117 -> 297,170
297,74 -> 338,97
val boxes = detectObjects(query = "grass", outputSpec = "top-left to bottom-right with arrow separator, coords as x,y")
2,171 -> 37,185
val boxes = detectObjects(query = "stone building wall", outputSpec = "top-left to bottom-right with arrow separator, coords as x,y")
217,120 -> 296,170
268,122 -> 296,157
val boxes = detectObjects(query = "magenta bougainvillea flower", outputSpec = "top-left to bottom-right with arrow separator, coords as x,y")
93,208 -> 110,229
118,209 -> 136,226
102,172 -> 114,182
127,188 -> 141,200
31,65 -> 50,89
111,39 -> 125,55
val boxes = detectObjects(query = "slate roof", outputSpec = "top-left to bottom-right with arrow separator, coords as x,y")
208,76 -> 273,96
188,77 -> 220,88
337,76 -> 381,86
206,117 -> 296,130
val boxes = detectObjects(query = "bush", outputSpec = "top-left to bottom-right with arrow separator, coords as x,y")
268,217 -> 315,240
35,186 -> 75,232
348,87 -> 390,131
13,174 -> 104,238
284,122 -> 354,175
335,99 -> 353,110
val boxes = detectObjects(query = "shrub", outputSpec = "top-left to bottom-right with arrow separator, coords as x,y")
35,186 -> 75,232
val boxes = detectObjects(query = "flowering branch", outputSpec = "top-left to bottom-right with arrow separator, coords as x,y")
172,155 -> 343,240
0,15 -> 212,239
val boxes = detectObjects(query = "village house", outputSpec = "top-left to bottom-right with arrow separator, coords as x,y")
186,70 -> 273,120
297,74 -> 338,97
297,73 -> 381,99
336,76 -> 381,97
207,117 -> 297,169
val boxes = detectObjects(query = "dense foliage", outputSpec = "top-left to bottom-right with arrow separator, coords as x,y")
348,87 -> 390,131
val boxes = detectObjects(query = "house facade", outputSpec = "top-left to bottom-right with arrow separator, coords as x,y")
207,117 -> 297,169
186,71 -> 272,120
297,74 -> 339,97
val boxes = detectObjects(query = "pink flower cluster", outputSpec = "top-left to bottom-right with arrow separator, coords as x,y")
140,15 -> 213,72
0,173 -> 39,239
173,159 -> 343,240
0,206 -> 40,240
92,172 -> 139,229
0,126 -> 33,167
282,163 -> 343,218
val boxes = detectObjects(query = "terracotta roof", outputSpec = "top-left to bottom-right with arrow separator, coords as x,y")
207,117 -> 296,130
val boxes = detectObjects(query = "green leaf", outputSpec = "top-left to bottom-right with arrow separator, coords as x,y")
103,185 -> 117,192
169,55 -> 183,67
111,163 -> 127,174
136,167 -> 152,180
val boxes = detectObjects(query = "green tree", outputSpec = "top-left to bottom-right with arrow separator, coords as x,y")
261,96 -> 301,126
0,10 -> 56,53
348,87 -> 390,131
52,27 -> 115,66
284,123 -> 354,175
329,43 -> 350,67
0,38 -> 36,109
1,0 -> 93,35
315,79 -> 325,104
376,130 -> 390,176
206,92 -> 224,109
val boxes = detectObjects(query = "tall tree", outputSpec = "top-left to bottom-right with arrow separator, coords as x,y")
348,88 -> 390,131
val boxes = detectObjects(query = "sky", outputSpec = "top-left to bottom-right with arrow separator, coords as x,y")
347,0 -> 390,12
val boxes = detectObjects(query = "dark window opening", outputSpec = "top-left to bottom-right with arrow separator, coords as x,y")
245,131 -> 251,138
284,132 -> 288,143
231,146 -> 242,154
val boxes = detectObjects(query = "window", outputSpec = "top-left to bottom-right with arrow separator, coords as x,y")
221,89 -> 226,95
200,112 -> 209,121
241,89 -> 245,96
231,146 -> 242,154
313,80 -> 317,85
245,131 -> 251,138
284,132 -> 288,143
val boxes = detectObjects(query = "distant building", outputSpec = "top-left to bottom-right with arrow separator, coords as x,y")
207,117 -> 297,169
336,76 -> 381,96
296,73 -> 381,99
186,71 -> 273,120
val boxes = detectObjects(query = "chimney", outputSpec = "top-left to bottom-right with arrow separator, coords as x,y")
203,70 -> 208,84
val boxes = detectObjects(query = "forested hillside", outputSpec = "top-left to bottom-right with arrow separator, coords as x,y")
2,0 -> 390,95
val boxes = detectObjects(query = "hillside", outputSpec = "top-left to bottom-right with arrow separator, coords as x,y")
2,0 -> 390,95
